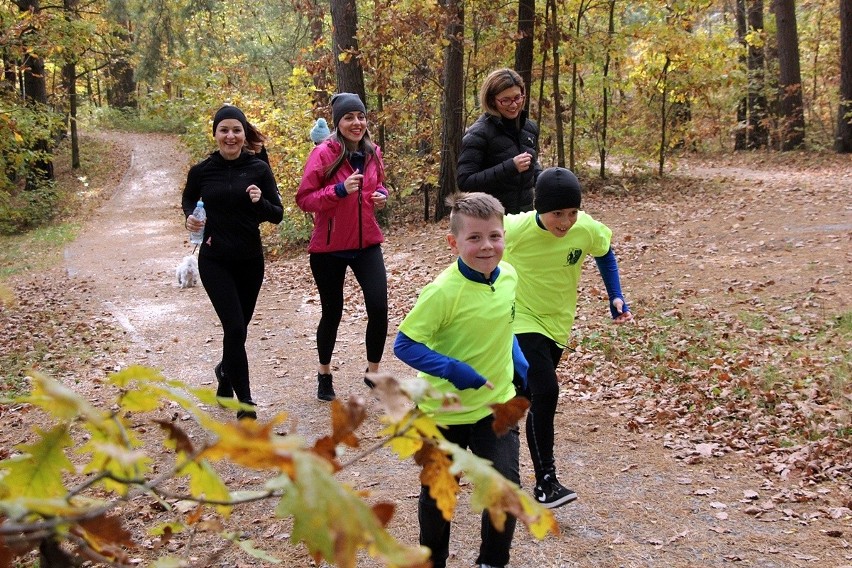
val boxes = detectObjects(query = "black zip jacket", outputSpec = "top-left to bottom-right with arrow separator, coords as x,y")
181,151 -> 283,260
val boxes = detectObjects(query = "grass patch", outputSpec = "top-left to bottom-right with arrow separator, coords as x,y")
0,133 -> 128,282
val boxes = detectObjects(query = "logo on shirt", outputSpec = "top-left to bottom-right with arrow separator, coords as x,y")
564,248 -> 582,266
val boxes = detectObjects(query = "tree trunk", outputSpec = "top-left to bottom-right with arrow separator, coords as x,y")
774,0 -> 805,149
16,0 -> 54,187
836,0 -> 852,152
514,0 -> 535,113
548,0 -> 565,167
64,62 -> 80,169
107,22 -> 137,109
306,0 -> 330,108
599,0 -> 615,178
746,0 -> 769,149
63,0 -> 80,169
435,0 -> 464,221
735,0 -> 749,150
330,0 -> 366,99
659,56 -> 671,176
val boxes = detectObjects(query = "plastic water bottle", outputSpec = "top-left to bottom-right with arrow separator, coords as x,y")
189,200 -> 205,245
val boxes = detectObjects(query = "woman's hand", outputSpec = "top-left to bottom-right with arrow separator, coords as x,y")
185,215 -> 205,232
344,172 -> 364,194
371,191 -> 387,209
246,184 -> 262,203
513,151 -> 533,173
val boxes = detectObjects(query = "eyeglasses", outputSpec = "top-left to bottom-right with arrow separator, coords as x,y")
496,94 -> 525,107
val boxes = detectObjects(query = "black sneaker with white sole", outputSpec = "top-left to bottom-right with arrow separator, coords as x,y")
533,472 -> 577,509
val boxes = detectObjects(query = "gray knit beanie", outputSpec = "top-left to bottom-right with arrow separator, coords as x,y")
331,93 -> 367,129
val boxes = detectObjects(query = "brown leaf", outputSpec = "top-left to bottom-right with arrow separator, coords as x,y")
490,396 -> 530,436
370,502 -> 396,528
153,419 -> 194,455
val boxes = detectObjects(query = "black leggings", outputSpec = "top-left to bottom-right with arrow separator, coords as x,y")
309,245 -> 388,366
517,332 -> 565,481
199,254 -> 264,403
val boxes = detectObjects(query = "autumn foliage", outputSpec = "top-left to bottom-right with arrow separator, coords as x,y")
0,368 -> 556,567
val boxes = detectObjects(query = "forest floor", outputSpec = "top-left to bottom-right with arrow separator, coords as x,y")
1,131 -> 851,568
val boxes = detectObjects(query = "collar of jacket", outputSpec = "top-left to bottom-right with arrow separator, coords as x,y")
209,150 -> 255,166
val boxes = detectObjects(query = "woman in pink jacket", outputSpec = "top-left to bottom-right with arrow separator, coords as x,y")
297,93 -> 389,402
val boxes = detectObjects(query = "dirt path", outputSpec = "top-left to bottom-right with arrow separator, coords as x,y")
56,133 -> 851,568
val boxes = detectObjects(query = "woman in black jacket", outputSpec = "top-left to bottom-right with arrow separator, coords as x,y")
182,105 -> 283,420
457,68 -> 542,214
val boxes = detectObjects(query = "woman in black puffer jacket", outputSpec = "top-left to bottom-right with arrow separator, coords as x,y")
457,68 -> 542,214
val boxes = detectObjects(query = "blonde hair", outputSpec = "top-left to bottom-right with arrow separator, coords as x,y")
446,192 -> 505,235
479,68 -> 526,117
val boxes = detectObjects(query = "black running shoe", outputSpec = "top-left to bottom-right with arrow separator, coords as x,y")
215,361 -> 233,398
533,473 -> 577,509
317,373 -> 335,401
364,367 -> 375,389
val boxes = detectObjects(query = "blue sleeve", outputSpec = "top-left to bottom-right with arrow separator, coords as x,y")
393,331 -> 487,390
594,247 -> 630,318
334,182 -> 348,198
512,336 -> 528,388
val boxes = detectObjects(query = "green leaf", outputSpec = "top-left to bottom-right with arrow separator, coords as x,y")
119,388 -> 161,412
275,452 -> 429,567
439,439 -> 559,539
151,556 -> 188,568
180,459 -> 231,515
24,373 -> 102,422
236,538 -> 282,563
1,425 -> 74,498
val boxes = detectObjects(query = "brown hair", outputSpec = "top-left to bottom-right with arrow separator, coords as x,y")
324,127 -> 383,182
244,122 -> 267,154
479,68 -> 526,117
446,192 -> 505,235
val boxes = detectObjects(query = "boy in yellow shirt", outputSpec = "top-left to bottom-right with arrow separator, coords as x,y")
394,192 -> 528,568
504,167 -> 633,508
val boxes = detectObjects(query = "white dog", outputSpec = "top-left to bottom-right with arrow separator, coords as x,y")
176,255 -> 200,288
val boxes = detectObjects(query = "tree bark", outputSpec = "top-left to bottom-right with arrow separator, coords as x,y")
548,0 -> 565,167
106,20 -> 137,109
435,0 -> 464,220
514,0 -> 535,113
599,0 -> 615,178
774,0 -> 805,149
735,0 -> 749,150
836,0 -> 852,152
330,0 -> 366,99
15,0 -> 54,187
745,0 -> 769,149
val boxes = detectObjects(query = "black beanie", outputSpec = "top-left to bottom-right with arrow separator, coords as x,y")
331,93 -> 367,129
212,105 -> 248,134
534,167 -> 582,213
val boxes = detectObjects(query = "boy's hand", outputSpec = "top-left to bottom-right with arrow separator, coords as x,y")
445,360 -> 490,390
612,298 -> 634,324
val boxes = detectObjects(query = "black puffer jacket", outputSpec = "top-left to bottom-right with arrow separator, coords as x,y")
457,110 -> 541,214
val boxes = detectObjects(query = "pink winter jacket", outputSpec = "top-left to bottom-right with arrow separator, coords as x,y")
296,139 -> 388,254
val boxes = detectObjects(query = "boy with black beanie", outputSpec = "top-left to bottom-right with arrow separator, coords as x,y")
503,166 -> 633,508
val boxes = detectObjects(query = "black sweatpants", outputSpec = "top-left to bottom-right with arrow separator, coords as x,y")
199,253 -> 264,403
517,332 -> 565,481
309,245 -> 388,366
418,415 -> 520,568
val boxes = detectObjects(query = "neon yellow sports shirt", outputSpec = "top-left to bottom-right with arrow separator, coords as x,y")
398,260 -> 518,425
504,211 -> 612,344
